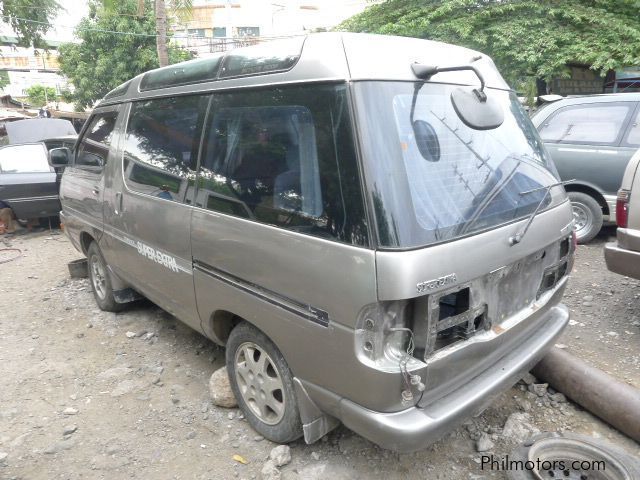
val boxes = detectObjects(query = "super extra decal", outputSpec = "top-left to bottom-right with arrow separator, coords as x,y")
135,241 -> 180,273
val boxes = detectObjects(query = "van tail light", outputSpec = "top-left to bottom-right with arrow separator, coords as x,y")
616,189 -> 631,228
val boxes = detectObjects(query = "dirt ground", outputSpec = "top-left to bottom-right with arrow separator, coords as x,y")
0,226 -> 638,480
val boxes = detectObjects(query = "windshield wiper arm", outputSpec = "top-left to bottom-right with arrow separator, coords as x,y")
509,179 -> 575,246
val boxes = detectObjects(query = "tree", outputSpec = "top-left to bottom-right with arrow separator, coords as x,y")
338,0 -> 640,87
25,84 -> 56,107
0,71 -> 9,90
58,0 -> 191,110
0,0 -> 60,47
103,0 -> 192,67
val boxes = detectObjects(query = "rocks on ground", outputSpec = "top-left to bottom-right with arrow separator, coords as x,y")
260,445 -> 292,480
476,433 -> 494,452
209,366 -> 238,408
502,412 -> 540,444
270,445 -> 292,467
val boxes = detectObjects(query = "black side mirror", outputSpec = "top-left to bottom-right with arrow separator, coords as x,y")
48,147 -> 71,167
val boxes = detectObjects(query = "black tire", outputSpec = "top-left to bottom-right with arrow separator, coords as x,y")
226,322 -> 302,443
87,242 -> 124,312
507,432 -> 640,480
568,191 -> 603,244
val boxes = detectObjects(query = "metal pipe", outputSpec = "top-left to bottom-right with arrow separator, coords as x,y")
532,347 -> 640,443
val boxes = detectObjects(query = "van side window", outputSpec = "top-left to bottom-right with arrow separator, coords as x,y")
199,84 -> 368,246
539,103 -> 633,145
76,112 -> 118,168
123,95 -> 208,204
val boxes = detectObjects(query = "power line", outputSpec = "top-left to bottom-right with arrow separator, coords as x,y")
1,4 -> 143,18
0,14 -> 308,42
1,15 -> 163,38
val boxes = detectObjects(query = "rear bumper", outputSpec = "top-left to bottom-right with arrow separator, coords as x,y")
333,304 -> 569,453
604,241 -> 640,280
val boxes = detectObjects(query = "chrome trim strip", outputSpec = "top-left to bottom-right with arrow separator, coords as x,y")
4,195 -> 60,202
193,260 -> 330,327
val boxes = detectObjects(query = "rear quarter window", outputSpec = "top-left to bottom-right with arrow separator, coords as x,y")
197,84 -> 369,247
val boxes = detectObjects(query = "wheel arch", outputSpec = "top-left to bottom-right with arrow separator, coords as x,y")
203,309 -> 243,346
79,231 -> 96,255
564,183 -> 609,216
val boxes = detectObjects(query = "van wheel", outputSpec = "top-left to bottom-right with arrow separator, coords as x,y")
226,322 -> 303,443
568,192 -> 603,244
87,242 -> 124,312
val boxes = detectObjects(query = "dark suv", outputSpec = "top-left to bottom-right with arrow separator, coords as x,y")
531,93 -> 640,242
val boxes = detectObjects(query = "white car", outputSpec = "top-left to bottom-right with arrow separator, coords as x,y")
604,149 -> 640,279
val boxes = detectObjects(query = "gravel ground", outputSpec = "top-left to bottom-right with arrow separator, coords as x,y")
0,227 -> 638,480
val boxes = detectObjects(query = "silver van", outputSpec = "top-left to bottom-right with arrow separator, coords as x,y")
50,33 -> 574,452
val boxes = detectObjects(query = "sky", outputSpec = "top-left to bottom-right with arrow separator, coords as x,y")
0,0 -> 378,43
48,0 -> 91,42
0,0 -> 88,42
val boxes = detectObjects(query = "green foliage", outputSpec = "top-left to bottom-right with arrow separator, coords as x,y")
517,76 -> 538,110
0,0 -> 60,47
338,0 -> 640,85
58,0 -> 191,110
0,70 -> 9,90
25,84 -> 57,107
102,0 -> 193,20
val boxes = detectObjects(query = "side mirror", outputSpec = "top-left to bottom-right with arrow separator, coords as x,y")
450,87 -> 504,130
48,147 -> 71,167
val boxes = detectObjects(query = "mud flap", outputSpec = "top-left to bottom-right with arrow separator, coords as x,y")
113,288 -> 143,304
293,378 -> 339,444
106,264 -> 142,304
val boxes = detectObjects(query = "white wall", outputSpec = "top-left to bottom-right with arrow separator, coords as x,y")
4,71 -> 68,98
192,0 -> 380,37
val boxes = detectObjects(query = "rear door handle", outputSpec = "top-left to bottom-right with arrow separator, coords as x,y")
92,186 -> 100,196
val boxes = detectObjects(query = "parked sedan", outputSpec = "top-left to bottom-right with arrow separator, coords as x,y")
0,142 -> 61,222
605,149 -> 640,279
531,93 -> 640,243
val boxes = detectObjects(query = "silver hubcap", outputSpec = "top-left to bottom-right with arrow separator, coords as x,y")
90,255 -> 107,300
234,342 -> 285,425
571,202 -> 592,238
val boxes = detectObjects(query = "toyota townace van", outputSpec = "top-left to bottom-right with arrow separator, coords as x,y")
50,33 -> 574,452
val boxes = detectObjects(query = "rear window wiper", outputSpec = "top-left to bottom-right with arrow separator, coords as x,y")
509,179 -> 574,246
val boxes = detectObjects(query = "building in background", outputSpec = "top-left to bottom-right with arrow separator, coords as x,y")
0,0 -> 88,101
172,0 -> 383,55
0,35 -> 69,99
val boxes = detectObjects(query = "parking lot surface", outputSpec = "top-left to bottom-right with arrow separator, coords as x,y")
0,228 -> 638,479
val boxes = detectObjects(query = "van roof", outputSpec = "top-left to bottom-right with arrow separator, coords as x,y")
99,32 -> 510,107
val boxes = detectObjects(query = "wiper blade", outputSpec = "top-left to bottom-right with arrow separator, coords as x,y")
509,179 -> 574,246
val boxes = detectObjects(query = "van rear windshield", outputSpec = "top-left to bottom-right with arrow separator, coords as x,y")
353,81 -> 565,249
